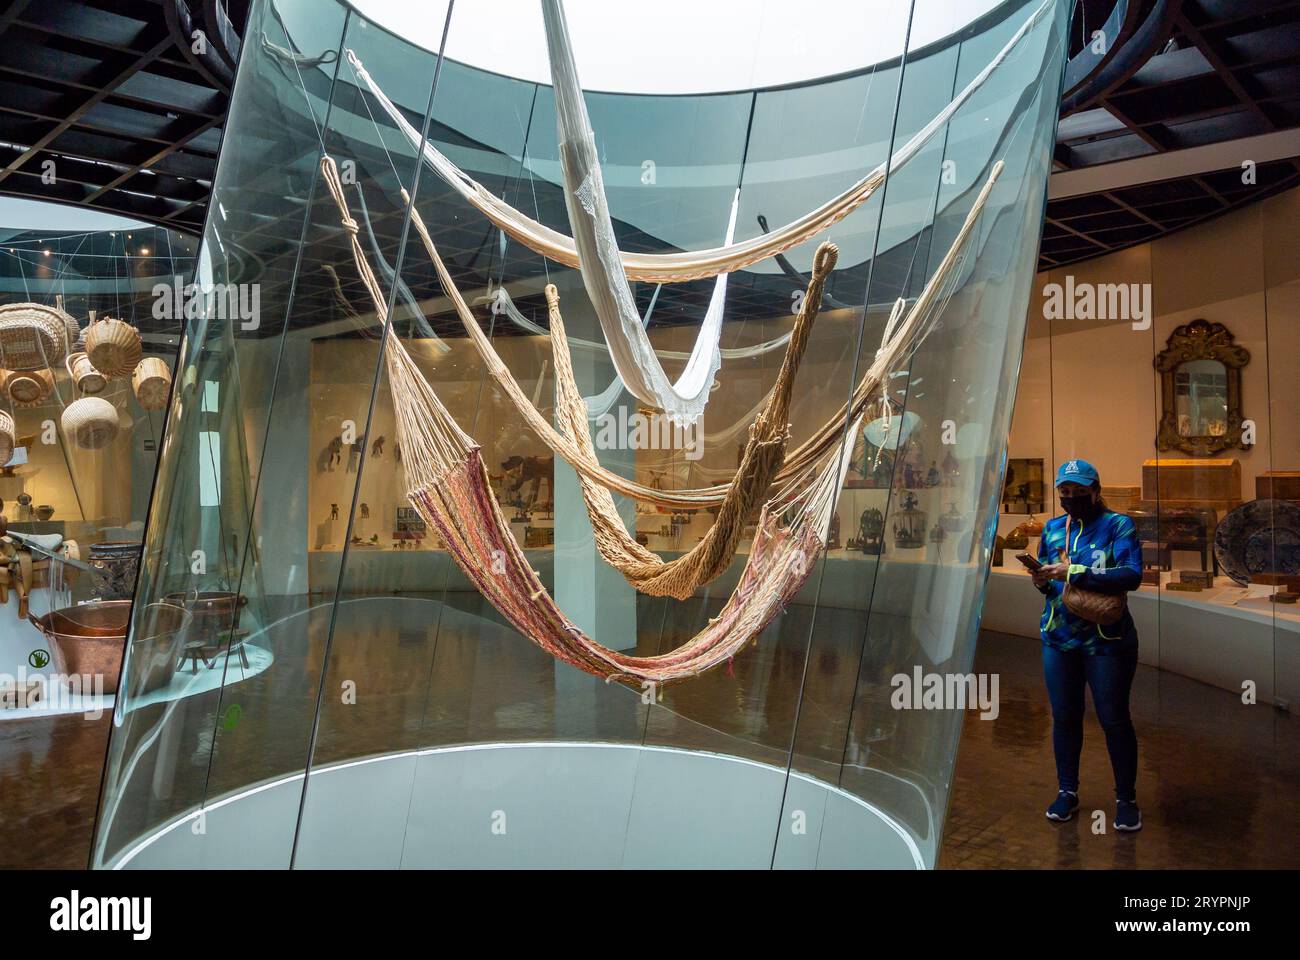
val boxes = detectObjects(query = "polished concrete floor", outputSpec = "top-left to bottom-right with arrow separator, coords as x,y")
1,620 -> 1295,869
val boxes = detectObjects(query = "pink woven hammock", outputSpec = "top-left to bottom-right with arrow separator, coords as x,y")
317,152 -> 859,684
407,419 -> 854,683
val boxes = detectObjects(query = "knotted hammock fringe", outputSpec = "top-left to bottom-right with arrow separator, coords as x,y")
342,0 -> 1047,284
392,162 -> 1002,515
318,153 -> 858,682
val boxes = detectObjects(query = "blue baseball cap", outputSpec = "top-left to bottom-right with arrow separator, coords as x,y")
1055,458 -> 1100,487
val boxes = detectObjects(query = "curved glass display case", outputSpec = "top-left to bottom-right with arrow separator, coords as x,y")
92,0 -> 1071,869
0,209 -> 192,722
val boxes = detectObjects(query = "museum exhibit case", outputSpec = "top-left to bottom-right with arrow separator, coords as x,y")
0,205 -> 193,718
983,183 -> 1300,710
91,0 -> 1072,869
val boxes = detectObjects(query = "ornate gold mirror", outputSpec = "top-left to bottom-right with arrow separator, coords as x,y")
1154,319 -> 1250,456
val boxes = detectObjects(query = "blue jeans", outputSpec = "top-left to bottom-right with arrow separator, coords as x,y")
1042,645 -> 1138,802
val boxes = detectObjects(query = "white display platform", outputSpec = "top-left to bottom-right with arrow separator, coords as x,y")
108,742 -> 925,870
1,588 -> 274,720
983,565 -> 1299,707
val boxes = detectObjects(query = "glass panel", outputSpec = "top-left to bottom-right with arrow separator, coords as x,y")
93,0 -> 1072,870
777,0 -> 1073,868
91,0 -> 351,868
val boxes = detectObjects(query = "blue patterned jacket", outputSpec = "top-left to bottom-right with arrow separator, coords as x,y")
1035,509 -> 1142,655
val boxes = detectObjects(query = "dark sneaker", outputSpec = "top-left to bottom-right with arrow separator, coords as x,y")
1045,790 -> 1079,821
1114,800 -> 1142,832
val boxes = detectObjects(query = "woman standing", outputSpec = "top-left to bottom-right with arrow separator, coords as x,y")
1030,459 -> 1143,831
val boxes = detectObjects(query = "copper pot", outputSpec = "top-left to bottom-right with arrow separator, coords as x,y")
162,590 -> 247,646
29,600 -> 191,695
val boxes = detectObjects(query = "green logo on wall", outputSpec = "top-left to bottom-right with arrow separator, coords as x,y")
220,704 -> 242,730
28,650 -> 49,669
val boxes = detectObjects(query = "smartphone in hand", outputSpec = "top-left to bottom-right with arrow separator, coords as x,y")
1016,553 -> 1042,572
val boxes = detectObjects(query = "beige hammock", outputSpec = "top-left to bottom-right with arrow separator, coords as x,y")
545,245 -> 836,599
332,160 -> 835,600
318,154 -> 860,681
342,0 -> 1048,285
391,161 -> 1002,515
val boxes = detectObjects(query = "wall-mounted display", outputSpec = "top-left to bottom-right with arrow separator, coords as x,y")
1155,319 -> 1250,456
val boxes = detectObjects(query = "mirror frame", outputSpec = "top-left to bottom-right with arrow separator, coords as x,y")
1154,318 -> 1250,456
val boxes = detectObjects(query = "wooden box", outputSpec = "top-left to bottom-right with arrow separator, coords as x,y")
1102,484 -> 1142,513
1179,570 -> 1215,588
1256,471 -> 1300,502
1141,458 -> 1241,509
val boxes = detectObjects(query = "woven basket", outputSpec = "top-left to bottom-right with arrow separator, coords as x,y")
66,352 -> 107,395
0,409 -> 13,465
3,366 -> 54,407
131,357 -> 171,411
62,396 -> 120,450
85,315 -> 141,378
0,302 -> 69,371
55,295 -> 80,354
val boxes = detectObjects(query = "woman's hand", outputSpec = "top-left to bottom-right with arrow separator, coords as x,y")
1037,560 -> 1070,583
1035,548 -> 1072,586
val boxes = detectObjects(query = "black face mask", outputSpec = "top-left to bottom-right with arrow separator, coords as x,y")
1060,493 -> 1095,520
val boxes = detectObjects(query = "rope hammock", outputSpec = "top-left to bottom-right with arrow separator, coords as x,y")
542,0 -> 725,424
342,0 -> 1049,284
394,171 -> 838,597
319,154 -> 858,682
544,244 -> 835,599
390,162 -> 1002,515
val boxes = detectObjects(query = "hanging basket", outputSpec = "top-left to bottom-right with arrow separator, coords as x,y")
62,396 -> 120,450
0,409 -> 14,465
66,352 -> 107,395
3,366 -> 54,407
85,315 -> 142,378
0,302 -> 69,371
131,357 -> 171,411
55,295 -> 81,354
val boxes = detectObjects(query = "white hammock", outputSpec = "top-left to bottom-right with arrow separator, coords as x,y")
342,0 -> 1049,283
542,0 -> 726,424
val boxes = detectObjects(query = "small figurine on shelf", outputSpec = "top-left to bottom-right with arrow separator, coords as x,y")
941,449 -> 960,486
330,503 -> 339,521
326,436 -> 342,471
827,512 -> 841,551
940,502 -> 966,534
893,492 -> 926,549
371,435 -> 385,458
858,507 -> 885,555
926,460 -> 940,488
903,463 -> 918,490
359,502 -> 370,520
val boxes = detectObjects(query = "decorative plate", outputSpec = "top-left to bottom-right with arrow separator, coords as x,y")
1214,498 -> 1300,586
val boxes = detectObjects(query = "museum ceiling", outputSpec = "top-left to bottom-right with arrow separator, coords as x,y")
0,0 -> 1298,339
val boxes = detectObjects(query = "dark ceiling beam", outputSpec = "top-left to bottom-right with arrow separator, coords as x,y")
0,0 -> 34,42
0,33 -> 175,187
83,115 -> 222,204
1171,10 -> 1277,131
1100,190 -> 1164,229
1044,215 -> 1113,252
